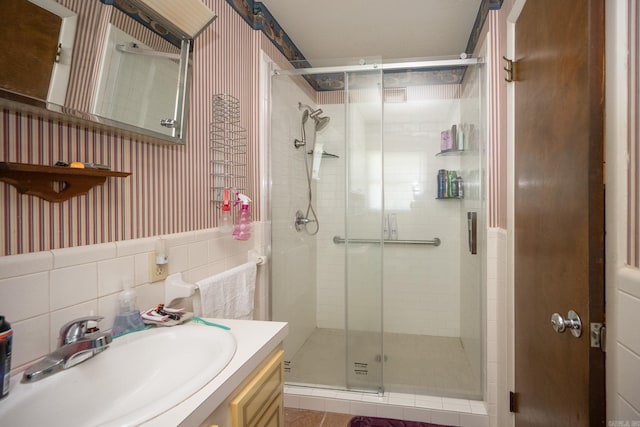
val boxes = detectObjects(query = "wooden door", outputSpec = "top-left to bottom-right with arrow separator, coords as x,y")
0,0 -> 61,100
513,0 -> 605,426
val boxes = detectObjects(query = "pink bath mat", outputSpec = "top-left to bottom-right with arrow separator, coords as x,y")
348,416 -> 454,427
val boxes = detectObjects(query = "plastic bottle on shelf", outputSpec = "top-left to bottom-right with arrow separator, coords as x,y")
448,170 -> 458,198
456,176 -> 464,198
457,124 -> 465,151
448,171 -> 458,198
232,193 -> 252,241
437,169 -> 447,198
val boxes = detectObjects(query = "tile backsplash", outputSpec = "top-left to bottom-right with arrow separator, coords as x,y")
0,222 -> 268,373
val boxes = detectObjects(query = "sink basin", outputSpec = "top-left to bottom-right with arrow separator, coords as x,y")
0,323 -> 236,426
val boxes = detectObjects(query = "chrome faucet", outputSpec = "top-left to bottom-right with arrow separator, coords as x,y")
22,316 -> 112,383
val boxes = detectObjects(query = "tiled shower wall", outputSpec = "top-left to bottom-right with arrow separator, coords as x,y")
269,70 -> 318,360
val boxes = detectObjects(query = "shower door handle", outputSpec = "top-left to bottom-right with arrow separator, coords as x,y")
467,211 -> 477,254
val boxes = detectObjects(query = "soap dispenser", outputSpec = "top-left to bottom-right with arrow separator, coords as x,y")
112,280 -> 145,337
232,193 -> 251,241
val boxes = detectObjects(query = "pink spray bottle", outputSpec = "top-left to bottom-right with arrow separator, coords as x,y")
232,193 -> 251,240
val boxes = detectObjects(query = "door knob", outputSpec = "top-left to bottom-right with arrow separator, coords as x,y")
550,310 -> 582,337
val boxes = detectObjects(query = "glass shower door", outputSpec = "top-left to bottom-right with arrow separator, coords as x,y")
343,69 -> 384,392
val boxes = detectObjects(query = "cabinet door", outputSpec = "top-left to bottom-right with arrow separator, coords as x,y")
231,350 -> 284,427
252,393 -> 283,427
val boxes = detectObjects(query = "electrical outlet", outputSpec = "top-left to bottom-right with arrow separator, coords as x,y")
149,253 -> 168,282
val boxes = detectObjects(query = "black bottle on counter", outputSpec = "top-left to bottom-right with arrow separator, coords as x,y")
0,316 -> 13,398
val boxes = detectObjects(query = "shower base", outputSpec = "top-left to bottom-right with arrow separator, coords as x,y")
285,328 -> 481,399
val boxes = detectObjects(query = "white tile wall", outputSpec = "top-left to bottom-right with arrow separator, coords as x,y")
0,223 -> 268,373
613,268 -> 640,421
486,228 -> 508,427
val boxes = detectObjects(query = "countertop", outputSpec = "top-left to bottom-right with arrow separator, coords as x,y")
142,318 -> 288,427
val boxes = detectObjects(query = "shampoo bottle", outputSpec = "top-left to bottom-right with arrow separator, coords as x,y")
232,193 -> 251,241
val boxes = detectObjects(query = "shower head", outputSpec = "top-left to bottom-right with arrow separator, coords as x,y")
313,115 -> 330,131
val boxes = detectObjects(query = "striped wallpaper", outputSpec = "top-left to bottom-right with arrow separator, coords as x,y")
487,10 -> 505,229
628,0 -> 640,267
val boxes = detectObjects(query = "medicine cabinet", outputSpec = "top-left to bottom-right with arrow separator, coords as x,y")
0,0 -> 215,145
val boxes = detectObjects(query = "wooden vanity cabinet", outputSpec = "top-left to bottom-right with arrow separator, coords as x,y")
202,349 -> 284,427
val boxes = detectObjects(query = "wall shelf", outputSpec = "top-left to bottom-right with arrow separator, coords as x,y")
0,162 -> 131,202
436,149 -> 467,157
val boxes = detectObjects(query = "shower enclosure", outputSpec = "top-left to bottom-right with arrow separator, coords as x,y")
269,57 -> 486,400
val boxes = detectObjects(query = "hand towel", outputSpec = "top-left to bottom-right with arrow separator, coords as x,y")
195,262 -> 257,319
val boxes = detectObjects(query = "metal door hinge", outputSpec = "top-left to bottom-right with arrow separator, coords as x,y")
55,43 -> 62,63
590,323 -> 606,352
503,56 -> 516,82
509,391 -> 518,413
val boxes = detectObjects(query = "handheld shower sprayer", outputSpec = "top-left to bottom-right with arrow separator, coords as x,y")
292,101 -> 331,235
294,109 -> 309,148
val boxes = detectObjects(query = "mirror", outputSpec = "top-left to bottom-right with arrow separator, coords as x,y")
0,0 -> 194,145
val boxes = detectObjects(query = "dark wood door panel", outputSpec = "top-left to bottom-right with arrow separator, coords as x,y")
514,0 -> 605,425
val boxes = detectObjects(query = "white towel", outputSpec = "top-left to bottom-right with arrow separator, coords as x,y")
195,262 -> 257,319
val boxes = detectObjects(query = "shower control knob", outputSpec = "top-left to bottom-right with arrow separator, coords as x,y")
551,310 -> 582,337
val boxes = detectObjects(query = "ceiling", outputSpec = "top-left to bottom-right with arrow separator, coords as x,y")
259,0 -> 484,64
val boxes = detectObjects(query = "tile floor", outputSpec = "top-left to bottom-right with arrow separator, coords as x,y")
284,408 -> 353,427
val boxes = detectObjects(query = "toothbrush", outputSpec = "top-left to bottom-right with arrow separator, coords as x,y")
142,310 -> 169,322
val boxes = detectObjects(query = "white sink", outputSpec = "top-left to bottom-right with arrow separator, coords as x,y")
0,323 -> 236,427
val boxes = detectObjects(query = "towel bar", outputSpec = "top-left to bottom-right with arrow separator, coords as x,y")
164,250 -> 265,306
332,236 -> 441,246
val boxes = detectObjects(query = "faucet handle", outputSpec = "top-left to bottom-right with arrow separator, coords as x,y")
58,316 -> 104,347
